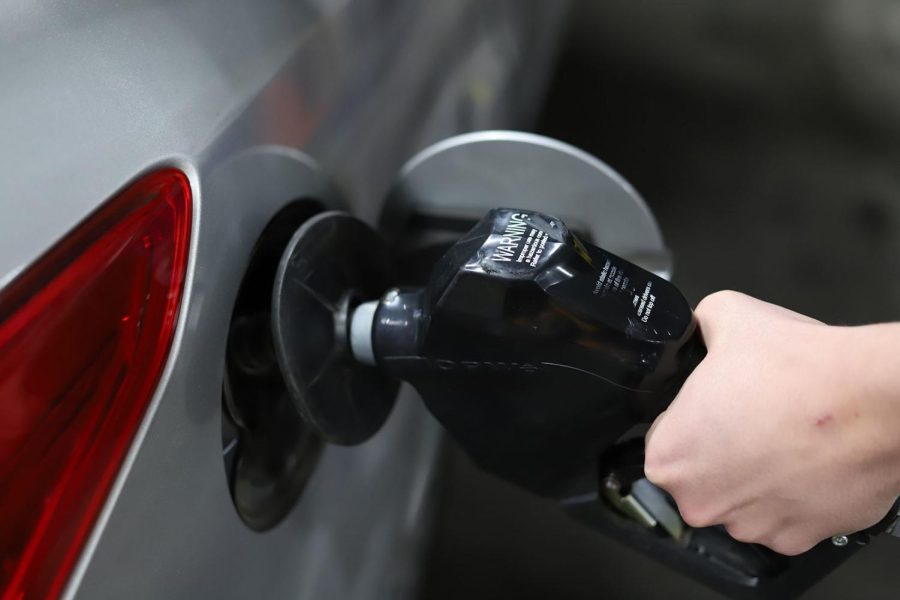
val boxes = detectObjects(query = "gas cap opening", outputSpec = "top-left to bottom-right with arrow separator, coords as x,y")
222,199 -> 327,531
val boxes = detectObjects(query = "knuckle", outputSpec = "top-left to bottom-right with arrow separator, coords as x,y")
695,290 -> 745,319
642,450 -> 677,491
724,523 -> 759,544
766,535 -> 816,557
773,543 -> 807,557
694,290 -> 754,345
678,503 -> 716,529
642,460 -> 668,488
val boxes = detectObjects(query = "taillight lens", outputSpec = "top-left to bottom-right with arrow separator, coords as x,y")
0,169 -> 192,600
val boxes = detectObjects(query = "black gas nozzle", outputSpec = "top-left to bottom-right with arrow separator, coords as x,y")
349,208 -> 705,497
275,207 -> 892,599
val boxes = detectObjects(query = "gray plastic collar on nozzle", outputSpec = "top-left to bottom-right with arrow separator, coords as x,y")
349,301 -> 378,366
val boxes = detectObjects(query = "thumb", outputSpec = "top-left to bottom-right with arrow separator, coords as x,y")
693,290 -> 749,348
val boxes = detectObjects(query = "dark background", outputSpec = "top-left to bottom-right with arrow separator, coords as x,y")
420,1 -> 900,598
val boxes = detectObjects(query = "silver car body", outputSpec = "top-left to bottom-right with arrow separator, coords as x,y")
0,1 -> 567,598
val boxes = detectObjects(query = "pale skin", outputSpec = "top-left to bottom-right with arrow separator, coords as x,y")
644,290 -> 900,556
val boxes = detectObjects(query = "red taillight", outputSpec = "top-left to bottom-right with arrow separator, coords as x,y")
0,169 -> 192,600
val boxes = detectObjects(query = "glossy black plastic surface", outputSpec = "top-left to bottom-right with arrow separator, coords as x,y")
372,208 -> 705,496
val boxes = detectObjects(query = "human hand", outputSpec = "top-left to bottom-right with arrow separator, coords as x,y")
644,291 -> 900,555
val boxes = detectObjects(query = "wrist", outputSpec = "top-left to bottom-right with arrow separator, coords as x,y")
833,323 -> 900,495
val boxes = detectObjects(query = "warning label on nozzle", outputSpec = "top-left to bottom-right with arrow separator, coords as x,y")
635,281 -> 656,323
592,258 -> 655,323
516,227 -> 549,267
592,259 -> 630,297
489,212 -> 549,268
